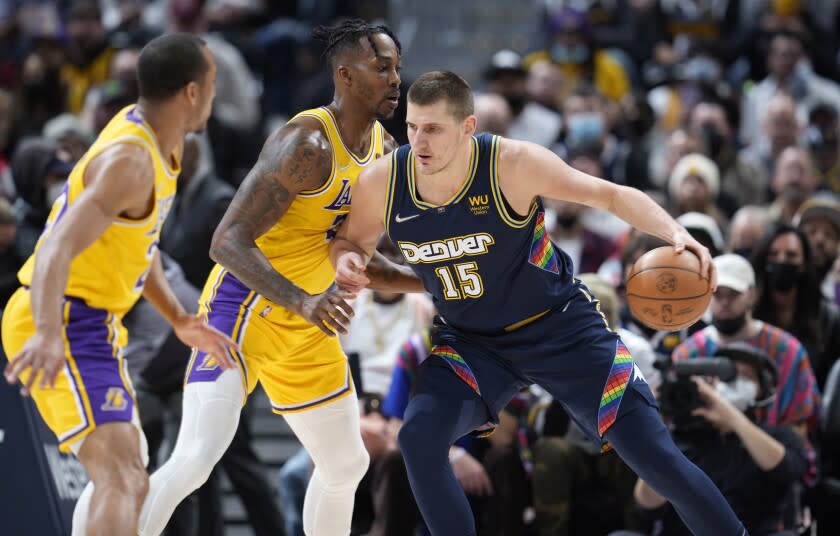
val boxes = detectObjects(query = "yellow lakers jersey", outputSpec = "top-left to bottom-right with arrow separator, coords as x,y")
18,105 -> 180,316
255,106 -> 385,295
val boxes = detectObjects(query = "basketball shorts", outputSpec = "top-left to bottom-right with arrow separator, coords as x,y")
430,282 -> 658,449
1,287 -> 137,453
185,266 -> 353,413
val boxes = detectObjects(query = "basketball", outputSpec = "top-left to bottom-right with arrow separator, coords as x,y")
625,246 -> 712,331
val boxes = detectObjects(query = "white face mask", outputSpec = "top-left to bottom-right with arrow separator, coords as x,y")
715,376 -> 758,412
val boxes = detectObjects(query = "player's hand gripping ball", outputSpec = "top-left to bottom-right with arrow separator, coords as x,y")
626,246 -> 712,331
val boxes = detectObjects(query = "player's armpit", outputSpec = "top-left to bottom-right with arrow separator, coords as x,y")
209,124 -> 331,311
331,157 -> 391,263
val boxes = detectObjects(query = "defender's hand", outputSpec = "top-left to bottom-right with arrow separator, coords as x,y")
174,314 -> 240,370
5,330 -> 66,396
673,229 -> 717,291
298,288 -> 354,336
335,252 -> 370,293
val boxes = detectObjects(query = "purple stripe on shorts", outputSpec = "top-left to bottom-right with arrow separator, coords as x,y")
186,272 -> 254,384
62,298 -> 133,444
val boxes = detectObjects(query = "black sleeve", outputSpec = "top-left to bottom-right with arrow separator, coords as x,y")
761,425 -> 808,485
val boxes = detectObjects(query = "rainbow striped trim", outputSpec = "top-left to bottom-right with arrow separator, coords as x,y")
598,341 -> 633,438
528,212 -> 560,274
432,345 -> 480,395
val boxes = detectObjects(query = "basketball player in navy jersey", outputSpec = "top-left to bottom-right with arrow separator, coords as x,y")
331,71 -> 746,536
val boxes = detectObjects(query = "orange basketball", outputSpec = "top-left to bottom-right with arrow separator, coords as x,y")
625,246 -> 711,331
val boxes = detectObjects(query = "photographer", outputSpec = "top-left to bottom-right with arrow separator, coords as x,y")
630,346 -> 807,536
672,254 -> 820,437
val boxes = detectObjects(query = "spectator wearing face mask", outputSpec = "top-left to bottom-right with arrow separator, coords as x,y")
482,49 -> 562,148
628,344 -> 808,536
543,197 -> 616,276
688,98 -> 769,213
752,224 -> 840,391
10,137 -> 74,260
795,198 -> 840,301
672,254 -> 820,439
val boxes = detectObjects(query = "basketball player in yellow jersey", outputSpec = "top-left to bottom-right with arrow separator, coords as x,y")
2,34 -> 237,536
139,20 -> 422,536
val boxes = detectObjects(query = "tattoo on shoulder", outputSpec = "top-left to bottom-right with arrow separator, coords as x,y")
218,127 -> 331,243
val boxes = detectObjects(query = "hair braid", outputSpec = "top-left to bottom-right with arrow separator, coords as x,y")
312,19 -> 401,69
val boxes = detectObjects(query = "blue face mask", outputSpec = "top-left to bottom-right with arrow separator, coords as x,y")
566,113 -> 604,145
551,44 -> 590,64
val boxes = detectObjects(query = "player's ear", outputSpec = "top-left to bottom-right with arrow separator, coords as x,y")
463,115 -> 477,137
185,80 -> 199,105
336,65 -> 352,87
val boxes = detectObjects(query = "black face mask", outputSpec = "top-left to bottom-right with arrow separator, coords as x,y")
556,214 -> 578,229
504,94 -> 526,116
701,124 -> 725,159
765,262 -> 801,292
713,313 -> 747,336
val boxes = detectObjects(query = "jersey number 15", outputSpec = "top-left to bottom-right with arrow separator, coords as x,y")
435,262 -> 484,300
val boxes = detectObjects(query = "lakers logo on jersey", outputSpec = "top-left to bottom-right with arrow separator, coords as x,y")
101,387 -> 128,411
324,179 -> 352,211
468,195 -> 489,216
197,354 -> 221,371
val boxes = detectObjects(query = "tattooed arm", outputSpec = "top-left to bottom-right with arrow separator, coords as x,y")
209,120 -> 352,335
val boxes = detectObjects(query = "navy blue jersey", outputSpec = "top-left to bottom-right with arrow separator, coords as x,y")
385,133 -> 579,333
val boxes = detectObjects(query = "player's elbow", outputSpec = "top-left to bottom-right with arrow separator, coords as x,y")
209,225 -> 236,265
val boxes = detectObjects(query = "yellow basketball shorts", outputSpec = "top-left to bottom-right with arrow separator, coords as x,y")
1,287 -> 136,452
184,266 -> 353,413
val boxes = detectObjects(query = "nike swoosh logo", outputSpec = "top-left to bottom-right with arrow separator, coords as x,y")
394,213 -> 420,223
338,163 -> 351,171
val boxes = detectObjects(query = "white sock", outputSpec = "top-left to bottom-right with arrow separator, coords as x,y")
137,369 -> 244,536
283,393 -> 370,536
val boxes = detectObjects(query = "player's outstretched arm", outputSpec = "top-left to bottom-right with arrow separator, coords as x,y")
209,121 -> 352,335
329,157 -> 419,293
501,138 -> 716,289
6,144 -> 154,394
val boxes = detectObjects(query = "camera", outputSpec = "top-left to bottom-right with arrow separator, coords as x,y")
657,357 -> 736,430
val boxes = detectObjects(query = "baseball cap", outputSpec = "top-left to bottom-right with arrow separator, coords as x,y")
483,49 -> 526,80
793,197 -> 840,234
714,254 -> 755,293
677,212 -> 724,253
